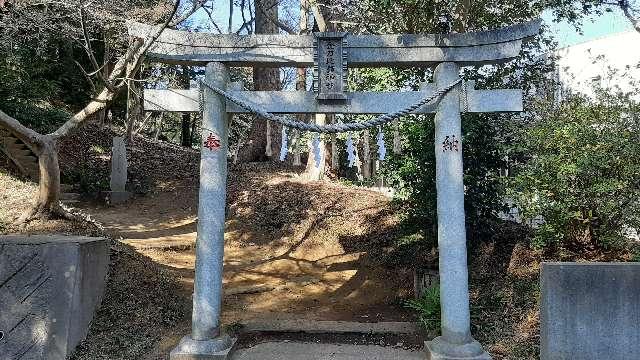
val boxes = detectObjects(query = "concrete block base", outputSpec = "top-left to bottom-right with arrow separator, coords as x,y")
541,262 -> 640,359
0,235 -> 109,360
425,337 -> 492,360
105,191 -> 131,205
170,334 -> 236,359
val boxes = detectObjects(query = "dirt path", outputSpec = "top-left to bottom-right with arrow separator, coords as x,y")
80,166 -> 415,357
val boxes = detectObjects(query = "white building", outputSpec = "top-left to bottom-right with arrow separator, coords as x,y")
554,30 -> 640,99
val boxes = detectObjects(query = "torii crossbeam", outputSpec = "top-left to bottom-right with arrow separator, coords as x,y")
130,19 -> 540,360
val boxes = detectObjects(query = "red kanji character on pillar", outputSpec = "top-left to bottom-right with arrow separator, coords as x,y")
203,132 -> 221,151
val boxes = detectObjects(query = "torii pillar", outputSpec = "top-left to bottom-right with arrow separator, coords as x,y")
170,62 -> 235,359
428,62 -> 490,359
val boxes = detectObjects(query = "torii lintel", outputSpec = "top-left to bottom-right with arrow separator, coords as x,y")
127,19 -> 541,67
143,81 -> 522,115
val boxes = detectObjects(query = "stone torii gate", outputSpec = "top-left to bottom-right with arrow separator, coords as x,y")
130,19 -> 540,360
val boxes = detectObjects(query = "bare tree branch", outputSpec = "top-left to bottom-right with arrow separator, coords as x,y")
236,0 -> 255,34
170,0 -> 208,27
202,4 -> 224,33
50,0 -> 183,139
80,4 -> 115,90
73,59 -> 98,93
619,0 -> 640,32
228,0 -> 234,33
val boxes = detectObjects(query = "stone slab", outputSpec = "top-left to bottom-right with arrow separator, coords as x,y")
425,339 -> 492,360
170,334 -> 236,360
105,190 -> 132,205
540,262 -> 640,360
240,320 -> 420,335
110,136 -> 127,192
0,235 -> 109,360
232,341 -> 424,360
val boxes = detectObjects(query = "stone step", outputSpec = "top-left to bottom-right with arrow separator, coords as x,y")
61,193 -> 81,201
11,149 -> 33,157
0,129 -> 40,181
23,164 -> 40,181
2,143 -> 20,151
14,155 -> 38,164
24,164 -> 40,178
60,184 -> 75,192
5,147 -> 31,156
26,170 -> 40,179
0,135 -> 22,146
232,342 -> 424,360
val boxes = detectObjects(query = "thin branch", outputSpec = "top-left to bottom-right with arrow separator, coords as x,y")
73,60 -> 97,93
139,0 -> 181,56
202,5 -> 224,33
237,0 -> 255,34
619,0 -> 640,32
51,0 -> 186,139
235,16 -> 255,34
228,0 -> 234,33
50,41 -> 145,139
80,4 -> 115,90
170,0 -> 208,27
248,0 -> 255,33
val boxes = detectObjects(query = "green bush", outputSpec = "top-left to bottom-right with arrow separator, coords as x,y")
510,88 -> 640,248
62,164 -> 110,195
404,285 -> 441,332
381,111 -> 509,245
0,100 -> 71,134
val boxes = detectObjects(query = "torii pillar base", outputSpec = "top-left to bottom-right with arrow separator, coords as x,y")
169,334 -> 236,360
425,338 -> 492,360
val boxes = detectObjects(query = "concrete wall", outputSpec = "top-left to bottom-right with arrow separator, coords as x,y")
0,235 -> 109,360
540,262 -> 640,360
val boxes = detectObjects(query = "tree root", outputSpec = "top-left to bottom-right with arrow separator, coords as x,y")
14,201 -> 107,235
15,202 -> 74,225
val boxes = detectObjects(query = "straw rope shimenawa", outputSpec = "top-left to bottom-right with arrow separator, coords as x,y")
198,78 -> 464,134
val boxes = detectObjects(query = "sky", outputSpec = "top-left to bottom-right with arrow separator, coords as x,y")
191,1 -> 634,48
542,7 -> 633,48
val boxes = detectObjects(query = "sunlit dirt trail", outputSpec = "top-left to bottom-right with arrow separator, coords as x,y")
80,166 -> 415,358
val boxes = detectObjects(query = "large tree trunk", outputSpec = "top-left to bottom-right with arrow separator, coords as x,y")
304,4 -> 332,180
33,137 -> 60,214
292,0 -> 309,167
15,136 -> 63,222
304,115 -> 327,180
180,66 -> 192,147
237,0 -> 281,162
181,114 -> 192,146
362,129 -> 372,179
